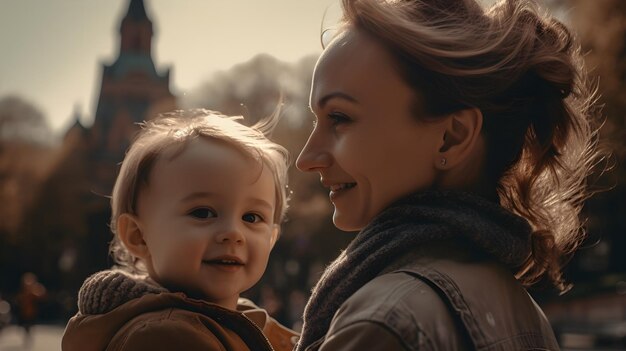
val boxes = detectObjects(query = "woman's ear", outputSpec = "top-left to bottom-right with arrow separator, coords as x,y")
117,213 -> 150,260
436,108 -> 483,169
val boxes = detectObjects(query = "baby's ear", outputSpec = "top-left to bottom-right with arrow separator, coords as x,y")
117,214 -> 150,260
270,224 -> 280,249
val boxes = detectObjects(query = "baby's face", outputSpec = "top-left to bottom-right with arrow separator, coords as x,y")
136,138 -> 278,309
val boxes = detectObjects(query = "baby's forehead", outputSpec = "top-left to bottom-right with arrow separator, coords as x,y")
148,137 -> 270,184
157,136 -> 252,160
141,139 -> 270,179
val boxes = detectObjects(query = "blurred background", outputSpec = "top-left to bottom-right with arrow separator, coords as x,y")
0,0 -> 624,350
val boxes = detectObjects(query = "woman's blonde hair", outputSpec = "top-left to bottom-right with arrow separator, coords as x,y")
337,0 -> 603,292
109,109 -> 290,274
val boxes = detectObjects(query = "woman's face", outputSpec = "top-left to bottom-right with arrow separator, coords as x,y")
296,28 -> 446,231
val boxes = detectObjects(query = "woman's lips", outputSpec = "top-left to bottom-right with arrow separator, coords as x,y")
329,183 -> 357,192
329,182 -> 357,200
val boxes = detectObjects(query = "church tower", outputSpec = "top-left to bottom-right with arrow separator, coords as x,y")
89,0 -> 176,196
120,0 -> 153,55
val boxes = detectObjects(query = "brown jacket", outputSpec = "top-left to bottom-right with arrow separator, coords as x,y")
308,242 -> 560,351
62,270 -> 298,351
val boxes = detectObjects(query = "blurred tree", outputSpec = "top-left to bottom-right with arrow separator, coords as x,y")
539,4 -> 626,341
565,0 -> 626,282
0,96 -> 52,145
0,95 -> 57,294
568,0 -> 626,152
0,95 -> 56,236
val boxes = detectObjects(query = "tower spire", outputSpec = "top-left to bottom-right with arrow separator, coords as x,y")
119,0 -> 153,54
125,0 -> 149,21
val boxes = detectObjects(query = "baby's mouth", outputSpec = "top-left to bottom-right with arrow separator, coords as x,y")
202,257 -> 244,266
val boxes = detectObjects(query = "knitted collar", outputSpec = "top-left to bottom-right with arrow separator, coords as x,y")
296,190 -> 532,350
77,269 -> 167,315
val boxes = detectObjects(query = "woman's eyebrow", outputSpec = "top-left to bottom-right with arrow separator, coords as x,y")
316,92 -> 359,109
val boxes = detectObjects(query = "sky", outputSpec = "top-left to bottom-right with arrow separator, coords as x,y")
0,0 -> 338,134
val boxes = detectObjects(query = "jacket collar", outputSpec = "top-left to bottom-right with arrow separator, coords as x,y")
66,269 -> 276,350
77,268 -> 272,325
77,269 -> 166,315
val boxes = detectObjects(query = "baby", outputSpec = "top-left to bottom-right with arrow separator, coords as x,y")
62,110 -> 297,351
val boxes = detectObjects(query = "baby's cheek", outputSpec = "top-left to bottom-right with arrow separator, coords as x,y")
252,251 -> 271,274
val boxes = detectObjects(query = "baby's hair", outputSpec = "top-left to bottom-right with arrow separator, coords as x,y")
109,109 -> 290,274
337,0 -> 604,292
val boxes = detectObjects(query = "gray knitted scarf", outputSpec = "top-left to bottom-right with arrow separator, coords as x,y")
77,269 -> 166,315
295,190 -> 532,350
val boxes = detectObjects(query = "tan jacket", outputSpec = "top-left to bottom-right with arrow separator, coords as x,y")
62,270 -> 298,351
308,242 -> 560,351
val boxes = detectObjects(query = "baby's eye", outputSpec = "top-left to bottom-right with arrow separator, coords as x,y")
188,207 -> 216,219
242,213 -> 263,223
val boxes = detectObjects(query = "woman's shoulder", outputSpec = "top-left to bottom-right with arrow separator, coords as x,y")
334,244 -> 519,327
401,258 -> 559,348
340,269 -> 454,322
328,266 -> 468,349
332,256 -> 559,350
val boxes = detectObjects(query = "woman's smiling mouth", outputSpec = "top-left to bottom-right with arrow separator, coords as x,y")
329,182 -> 357,201
329,183 -> 357,192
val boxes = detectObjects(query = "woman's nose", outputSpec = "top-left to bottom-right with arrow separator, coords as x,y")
296,132 -> 332,172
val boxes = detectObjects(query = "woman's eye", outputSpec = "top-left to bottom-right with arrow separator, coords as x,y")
242,213 -> 263,223
328,112 -> 351,125
188,208 -> 216,219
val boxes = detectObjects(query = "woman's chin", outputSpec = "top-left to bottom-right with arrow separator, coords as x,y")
332,212 -> 365,232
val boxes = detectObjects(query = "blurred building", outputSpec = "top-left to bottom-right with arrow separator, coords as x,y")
71,0 -> 176,198
10,0 -> 176,316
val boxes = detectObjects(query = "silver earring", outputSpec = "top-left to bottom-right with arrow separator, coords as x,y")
440,158 -> 447,166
